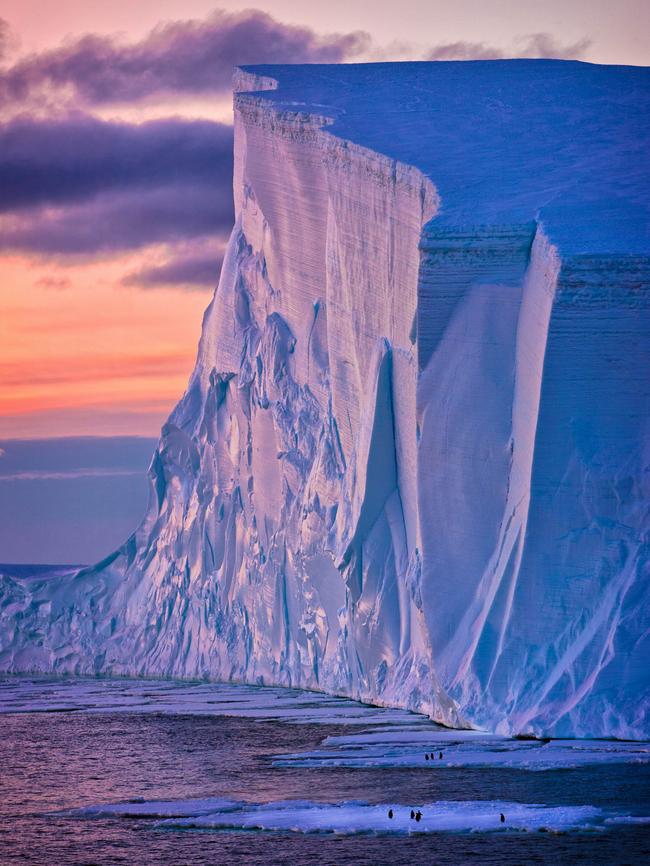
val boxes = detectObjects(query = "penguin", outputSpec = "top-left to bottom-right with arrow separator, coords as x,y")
410,809 -> 415,819
500,813 -> 505,823
439,751 -> 443,760
388,808 -> 393,819
415,810 -> 422,822
425,753 -> 430,760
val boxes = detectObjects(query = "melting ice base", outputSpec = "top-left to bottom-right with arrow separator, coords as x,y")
0,676 -> 427,725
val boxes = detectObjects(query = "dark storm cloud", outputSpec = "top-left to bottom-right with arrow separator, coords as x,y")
1,183 -> 232,255
0,114 -> 233,212
0,9 -> 370,106
427,33 -> 591,61
0,114 -> 234,255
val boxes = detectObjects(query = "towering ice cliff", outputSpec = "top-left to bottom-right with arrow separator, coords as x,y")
1,61 -> 648,738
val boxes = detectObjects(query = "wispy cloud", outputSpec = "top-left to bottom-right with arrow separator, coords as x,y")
0,18 -> 12,63
0,468 -> 143,481
1,351 -> 191,388
34,276 -> 72,290
427,33 -> 591,61
123,243 -> 225,290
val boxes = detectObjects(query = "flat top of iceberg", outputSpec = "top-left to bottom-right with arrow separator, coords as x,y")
237,60 -> 650,256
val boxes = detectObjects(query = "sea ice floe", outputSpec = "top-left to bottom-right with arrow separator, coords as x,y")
273,730 -> 650,771
67,797 -> 648,835
63,798 -> 243,819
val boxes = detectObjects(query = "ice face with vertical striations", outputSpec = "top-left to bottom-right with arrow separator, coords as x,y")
1,61 -> 648,738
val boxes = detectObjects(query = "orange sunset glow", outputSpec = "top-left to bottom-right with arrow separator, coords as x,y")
0,253 -> 212,437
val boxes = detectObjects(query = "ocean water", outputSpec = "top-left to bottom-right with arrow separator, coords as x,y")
0,678 -> 649,865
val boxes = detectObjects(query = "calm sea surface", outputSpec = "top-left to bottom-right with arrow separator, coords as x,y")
1,684 -> 649,865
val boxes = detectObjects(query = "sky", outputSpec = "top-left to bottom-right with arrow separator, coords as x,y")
0,1 -> 646,562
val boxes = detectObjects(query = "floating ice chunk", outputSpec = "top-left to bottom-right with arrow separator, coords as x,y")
63,798 -> 242,819
156,799 -> 623,834
274,730 -> 650,771
605,816 -> 650,826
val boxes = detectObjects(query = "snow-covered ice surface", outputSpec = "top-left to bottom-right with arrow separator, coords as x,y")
273,730 -> 650,771
64,797 -> 649,836
1,61 -> 648,738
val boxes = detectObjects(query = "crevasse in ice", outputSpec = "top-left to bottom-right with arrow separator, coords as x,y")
1,60 -> 648,738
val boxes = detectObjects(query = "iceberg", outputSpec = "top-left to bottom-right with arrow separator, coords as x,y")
1,60 -> 648,738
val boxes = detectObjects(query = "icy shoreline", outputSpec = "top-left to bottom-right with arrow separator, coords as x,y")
1,675 -> 646,840
2,676 -> 649,768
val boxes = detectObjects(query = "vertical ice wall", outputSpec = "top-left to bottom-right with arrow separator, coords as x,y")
417,228 -> 649,737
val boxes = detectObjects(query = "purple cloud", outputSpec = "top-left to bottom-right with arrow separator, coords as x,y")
427,33 -> 591,61
0,114 -> 234,256
1,183 -> 232,255
0,9 -> 370,106
0,114 -> 233,212
34,276 -> 72,290
0,18 -> 12,62
123,246 -> 225,290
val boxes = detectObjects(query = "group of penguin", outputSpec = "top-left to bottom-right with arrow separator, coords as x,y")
386,808 -> 507,825
384,748 -> 507,826
425,751 -> 443,761
386,808 -> 422,822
